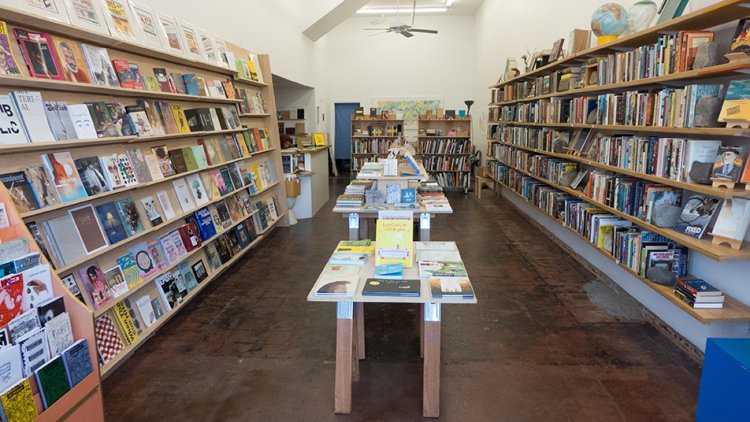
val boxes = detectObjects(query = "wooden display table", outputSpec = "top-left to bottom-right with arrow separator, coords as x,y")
307,242 -> 477,417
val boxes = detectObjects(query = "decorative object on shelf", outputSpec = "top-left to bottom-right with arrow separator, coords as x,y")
503,57 -> 520,81
626,0 -> 657,34
689,162 -> 714,185
647,266 -> 677,285
464,100 -> 474,116
549,38 -> 564,61
694,96 -> 722,128
591,3 -> 628,45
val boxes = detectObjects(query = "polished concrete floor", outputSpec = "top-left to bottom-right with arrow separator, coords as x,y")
103,178 -> 701,421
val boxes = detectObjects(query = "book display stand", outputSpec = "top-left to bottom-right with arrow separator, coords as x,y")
0,4 -> 287,387
711,234 -> 743,250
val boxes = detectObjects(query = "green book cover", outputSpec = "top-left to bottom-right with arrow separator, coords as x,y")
235,59 -> 248,79
219,167 -> 235,192
191,145 -> 209,168
181,147 -> 199,172
34,356 -> 70,409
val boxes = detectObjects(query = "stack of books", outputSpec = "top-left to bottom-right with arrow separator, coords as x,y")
346,179 -> 375,195
673,278 -> 725,309
335,193 -> 364,208
419,182 -> 452,212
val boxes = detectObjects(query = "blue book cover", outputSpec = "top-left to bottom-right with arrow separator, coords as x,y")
233,223 -> 251,248
400,188 -> 416,204
96,202 -> 128,244
177,260 -> 199,292
182,74 -> 200,96
61,339 -> 92,388
375,263 -> 403,278
194,207 -> 217,240
115,197 -> 144,237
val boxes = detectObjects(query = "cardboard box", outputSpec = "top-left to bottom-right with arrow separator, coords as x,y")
285,178 -> 301,197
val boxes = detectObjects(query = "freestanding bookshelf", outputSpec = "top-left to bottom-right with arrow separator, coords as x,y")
486,0 -> 750,332
417,117 -> 473,191
350,117 -> 403,175
0,5 -> 287,382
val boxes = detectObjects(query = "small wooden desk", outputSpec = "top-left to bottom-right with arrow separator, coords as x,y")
307,242 -> 476,417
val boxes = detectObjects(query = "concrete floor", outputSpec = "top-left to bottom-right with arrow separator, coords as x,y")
103,179 -> 701,421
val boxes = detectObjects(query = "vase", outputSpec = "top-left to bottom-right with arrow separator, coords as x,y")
627,1 -> 657,33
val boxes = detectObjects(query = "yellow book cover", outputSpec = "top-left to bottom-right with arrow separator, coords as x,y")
0,21 -> 23,77
246,59 -> 259,81
235,133 -> 251,157
597,225 -> 613,249
170,104 -> 191,133
113,302 -> 139,345
719,80 -> 750,122
251,164 -> 263,190
313,133 -> 326,147
201,172 -> 220,200
53,36 -> 93,83
336,241 -> 373,254
0,379 -> 37,422
375,219 -> 414,268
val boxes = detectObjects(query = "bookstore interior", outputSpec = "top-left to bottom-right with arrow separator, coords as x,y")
3,0 -> 750,420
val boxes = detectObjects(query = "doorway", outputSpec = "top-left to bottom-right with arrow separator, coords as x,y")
334,102 -> 360,174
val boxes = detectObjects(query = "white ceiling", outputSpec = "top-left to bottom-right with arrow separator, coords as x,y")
362,0 -> 484,16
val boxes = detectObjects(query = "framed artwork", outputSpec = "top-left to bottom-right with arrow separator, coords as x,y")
175,18 -> 204,61
155,12 -> 185,56
99,0 -> 141,42
213,36 -> 229,68
197,28 -> 222,67
6,0 -> 71,23
62,0 -> 110,35
128,1 -> 163,50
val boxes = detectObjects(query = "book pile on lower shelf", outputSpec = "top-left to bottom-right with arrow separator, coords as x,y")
431,172 -> 471,190
419,182 -> 452,213
673,278 -> 725,309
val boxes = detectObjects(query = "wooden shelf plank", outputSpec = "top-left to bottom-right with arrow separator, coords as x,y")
233,78 -> 268,87
239,113 -> 271,118
0,5 -> 234,76
491,0 -> 750,88
495,121 -> 750,138
494,159 -> 750,261
493,177 -> 750,322
494,142 -> 750,199
0,75 -> 241,104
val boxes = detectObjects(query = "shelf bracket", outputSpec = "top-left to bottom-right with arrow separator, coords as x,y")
337,302 -> 354,319
424,303 -> 441,322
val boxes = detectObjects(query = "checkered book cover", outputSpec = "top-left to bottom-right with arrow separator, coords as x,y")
95,314 -> 124,365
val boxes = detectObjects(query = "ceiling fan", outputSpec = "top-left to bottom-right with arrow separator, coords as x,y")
364,0 -> 439,38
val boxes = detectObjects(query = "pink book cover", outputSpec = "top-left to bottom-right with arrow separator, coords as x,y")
13,28 -> 65,81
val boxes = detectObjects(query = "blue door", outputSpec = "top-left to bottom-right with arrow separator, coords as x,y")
335,103 -> 360,162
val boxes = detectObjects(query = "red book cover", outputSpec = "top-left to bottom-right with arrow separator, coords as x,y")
13,28 -> 65,80
177,224 -> 201,252
112,59 -> 136,89
0,273 -> 24,325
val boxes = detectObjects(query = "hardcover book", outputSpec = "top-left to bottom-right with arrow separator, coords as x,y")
710,145 -> 745,182
94,314 -> 124,364
69,204 -> 109,254
418,261 -> 467,278
116,252 -> 143,289
170,104 -> 190,133
711,198 -> 750,241
77,263 -> 112,308
362,278 -> 420,297
41,214 -> 87,267
141,195 -> 164,226
0,171 -> 39,213
0,95 -> 28,144
151,145 -> 176,177
375,219 -> 413,268
192,260 -> 208,283
313,274 -> 359,297
34,355 -> 70,409
95,201 -> 128,244
13,28 -> 64,80
11,91 -> 55,142
67,104 -> 99,139
115,197 -> 144,237
429,277 -> 474,298
41,152 -> 88,203
674,195 -> 721,239
204,242 -> 221,270
81,43 -> 119,87
61,339 -> 93,387
125,107 -> 154,136
112,302 -> 139,345
0,378 -> 37,421
44,101 -> 77,141
52,36 -> 91,83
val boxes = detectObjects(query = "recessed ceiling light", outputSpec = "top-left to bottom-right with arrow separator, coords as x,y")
356,7 -> 449,15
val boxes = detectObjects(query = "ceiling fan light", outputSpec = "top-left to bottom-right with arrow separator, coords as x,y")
356,7 -> 448,15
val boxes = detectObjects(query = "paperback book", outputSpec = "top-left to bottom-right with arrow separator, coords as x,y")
362,278 -> 420,297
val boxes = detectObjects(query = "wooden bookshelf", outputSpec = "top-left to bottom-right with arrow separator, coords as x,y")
0,6 -> 289,395
350,118 -> 403,174
493,121 -> 750,138
417,117 -> 473,190
493,142 -> 750,199
491,177 -> 750,322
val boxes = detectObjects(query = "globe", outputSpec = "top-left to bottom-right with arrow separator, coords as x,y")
591,3 -> 629,37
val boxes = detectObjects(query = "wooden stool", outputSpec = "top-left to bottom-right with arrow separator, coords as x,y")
474,175 -> 493,198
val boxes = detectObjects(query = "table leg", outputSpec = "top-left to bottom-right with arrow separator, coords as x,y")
352,309 -> 360,382
423,303 -> 441,418
359,217 -> 368,239
335,302 -> 354,414
348,213 -> 359,241
419,213 -> 430,241
356,303 -> 365,360
419,304 -> 424,358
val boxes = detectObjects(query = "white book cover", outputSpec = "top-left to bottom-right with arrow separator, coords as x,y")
80,43 -> 119,87
415,241 -> 457,251
711,198 -> 750,241
11,91 -> 55,142
0,94 -> 28,144
683,140 -> 722,183
186,174 -> 209,206
156,190 -> 175,220
135,294 -> 156,327
62,0 -> 110,35
0,345 -> 23,393
41,214 -> 87,267
7,311 -> 41,342
45,312 -> 74,356
144,154 -> 165,182
67,104 -> 99,139
416,250 -> 461,263
18,327 -> 49,376
172,178 -> 195,213
44,101 -> 78,141
20,264 -> 54,311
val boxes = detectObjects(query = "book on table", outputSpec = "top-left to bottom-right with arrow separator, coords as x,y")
418,261 -> 467,278
362,278 -> 420,297
429,277 -> 475,299
374,263 -> 403,279
313,274 -> 359,297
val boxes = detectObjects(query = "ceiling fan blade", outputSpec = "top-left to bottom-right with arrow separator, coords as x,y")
409,28 -> 438,34
411,0 -> 416,27
401,30 -> 414,38
363,28 -> 390,30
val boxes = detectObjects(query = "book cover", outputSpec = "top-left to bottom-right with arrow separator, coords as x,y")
52,36 -> 91,83
115,197 -> 144,237
153,67 -> 173,93
41,152 -> 88,203
375,219 -> 413,268
113,152 -> 138,185
233,222 -> 251,248
173,178 -> 196,213
60,274 -> 84,302
151,145 -> 176,177
20,264 -> 54,312
362,278 -> 420,297
430,277 -> 474,298
125,148 -> 152,185
187,174 -> 209,206
0,345 -> 22,393
94,314 -> 123,364
112,301 -> 138,345
130,63 -> 145,89
418,261 -> 468,278
313,274 -> 359,297
710,145 -> 745,182
0,94 -> 28,144
192,260 -> 208,283
8,311 -> 40,343
154,271 -> 183,311
13,28 -> 64,80
374,263 -> 402,278
156,190 -> 176,220
75,263 -> 110,309
147,241 -> 168,272
204,242 -> 221,270
0,274 -> 24,326
69,204 -> 109,254
61,339 -> 92,387
75,157 -> 109,196
0,171 -> 39,213
116,253 -> 143,289
159,229 -> 187,264
66,104 -> 99,139
18,327 -> 49,376
44,101 -> 77,141
177,223 -> 201,252
41,214 -> 88,267
141,196 -> 163,226
136,100 -> 164,135
102,263 -> 129,298
11,91 -> 55,142
0,21 -> 21,77
95,201 -> 128,245
711,198 -> 750,241
104,103 -> 132,134
44,312 -> 74,356
329,252 -> 368,266
170,104 -> 190,133
215,234 -> 233,264
0,378 -> 37,421
177,260 -> 198,292
135,295 -> 156,327
214,201 -> 232,228
400,188 -> 416,204
80,43 -> 119,87
34,355 -> 70,409
99,154 -> 124,189
674,195 -> 721,239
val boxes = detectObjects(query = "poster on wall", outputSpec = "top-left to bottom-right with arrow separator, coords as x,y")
372,97 -> 443,142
